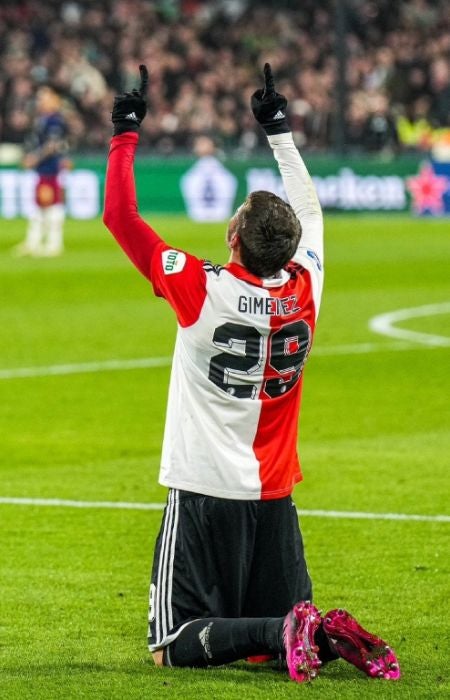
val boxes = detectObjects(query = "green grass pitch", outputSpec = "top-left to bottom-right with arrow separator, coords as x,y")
1,214 -> 449,699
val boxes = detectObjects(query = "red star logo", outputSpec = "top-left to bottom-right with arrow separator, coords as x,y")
406,163 -> 448,214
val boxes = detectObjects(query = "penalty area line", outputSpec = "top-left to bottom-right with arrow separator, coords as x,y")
0,497 -> 448,523
369,301 -> 450,347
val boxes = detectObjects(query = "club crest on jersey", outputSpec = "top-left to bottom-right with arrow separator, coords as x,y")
162,249 -> 186,274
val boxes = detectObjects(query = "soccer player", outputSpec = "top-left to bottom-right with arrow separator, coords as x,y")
14,85 -> 69,257
103,64 -> 400,683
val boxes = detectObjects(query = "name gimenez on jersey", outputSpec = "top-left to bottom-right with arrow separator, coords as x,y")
238,294 -> 300,316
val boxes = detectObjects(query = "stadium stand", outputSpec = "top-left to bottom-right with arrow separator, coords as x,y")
0,0 -> 449,155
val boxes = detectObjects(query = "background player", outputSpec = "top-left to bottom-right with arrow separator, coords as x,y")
103,64 -> 400,683
14,85 -> 70,257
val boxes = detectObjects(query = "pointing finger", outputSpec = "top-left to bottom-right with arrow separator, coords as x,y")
138,64 -> 149,98
263,62 -> 275,97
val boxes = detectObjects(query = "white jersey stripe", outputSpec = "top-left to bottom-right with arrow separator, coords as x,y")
153,492 -> 167,642
166,491 -> 180,631
154,490 -> 175,643
159,490 -> 177,640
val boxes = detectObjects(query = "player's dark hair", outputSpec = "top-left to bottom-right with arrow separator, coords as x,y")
235,191 -> 301,278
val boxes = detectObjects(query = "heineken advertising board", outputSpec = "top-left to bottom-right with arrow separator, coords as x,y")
0,155 -> 449,220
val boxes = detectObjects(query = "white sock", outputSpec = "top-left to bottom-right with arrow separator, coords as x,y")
43,204 -> 65,254
24,209 -> 45,252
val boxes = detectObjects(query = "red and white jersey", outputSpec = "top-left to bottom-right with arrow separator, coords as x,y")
104,131 -> 324,500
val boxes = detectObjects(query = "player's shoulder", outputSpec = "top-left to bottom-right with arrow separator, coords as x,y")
202,260 -> 226,277
153,243 -> 204,278
284,260 -> 309,279
283,257 -> 321,295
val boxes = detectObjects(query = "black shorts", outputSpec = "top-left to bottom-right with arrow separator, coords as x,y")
148,489 -> 312,651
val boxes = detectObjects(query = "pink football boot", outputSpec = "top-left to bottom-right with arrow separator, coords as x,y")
322,608 -> 400,679
283,601 -> 322,682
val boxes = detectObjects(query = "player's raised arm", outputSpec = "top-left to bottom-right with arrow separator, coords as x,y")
103,65 -> 163,278
251,64 -> 324,271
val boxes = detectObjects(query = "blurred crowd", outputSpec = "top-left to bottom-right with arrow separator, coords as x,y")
0,0 -> 449,156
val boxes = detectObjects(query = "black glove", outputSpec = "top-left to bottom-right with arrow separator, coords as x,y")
251,63 -> 290,136
111,64 -> 149,135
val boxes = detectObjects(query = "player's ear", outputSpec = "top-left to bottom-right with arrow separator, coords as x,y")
228,231 -> 240,250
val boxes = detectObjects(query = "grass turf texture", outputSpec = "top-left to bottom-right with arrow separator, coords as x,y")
1,215 -> 449,699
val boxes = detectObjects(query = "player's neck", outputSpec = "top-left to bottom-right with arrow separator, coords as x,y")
229,249 -> 243,266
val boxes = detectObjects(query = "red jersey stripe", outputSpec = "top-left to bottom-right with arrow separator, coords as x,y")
253,266 -> 316,499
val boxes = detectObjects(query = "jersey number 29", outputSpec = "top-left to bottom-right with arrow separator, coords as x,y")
208,320 -> 311,399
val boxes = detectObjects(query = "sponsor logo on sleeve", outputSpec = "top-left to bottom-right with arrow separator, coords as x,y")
162,249 -> 186,275
306,249 -> 322,271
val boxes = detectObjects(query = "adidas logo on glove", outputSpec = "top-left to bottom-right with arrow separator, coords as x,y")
125,112 -> 138,121
273,110 -> 285,120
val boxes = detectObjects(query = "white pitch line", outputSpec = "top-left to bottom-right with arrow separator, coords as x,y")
314,340 -> 414,356
0,496 -> 448,523
369,301 -> 450,346
0,340 -> 440,381
0,356 -> 172,380
296,508 -> 450,523
0,497 -> 164,511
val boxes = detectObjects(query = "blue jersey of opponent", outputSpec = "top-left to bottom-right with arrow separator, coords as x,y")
35,112 -> 68,176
